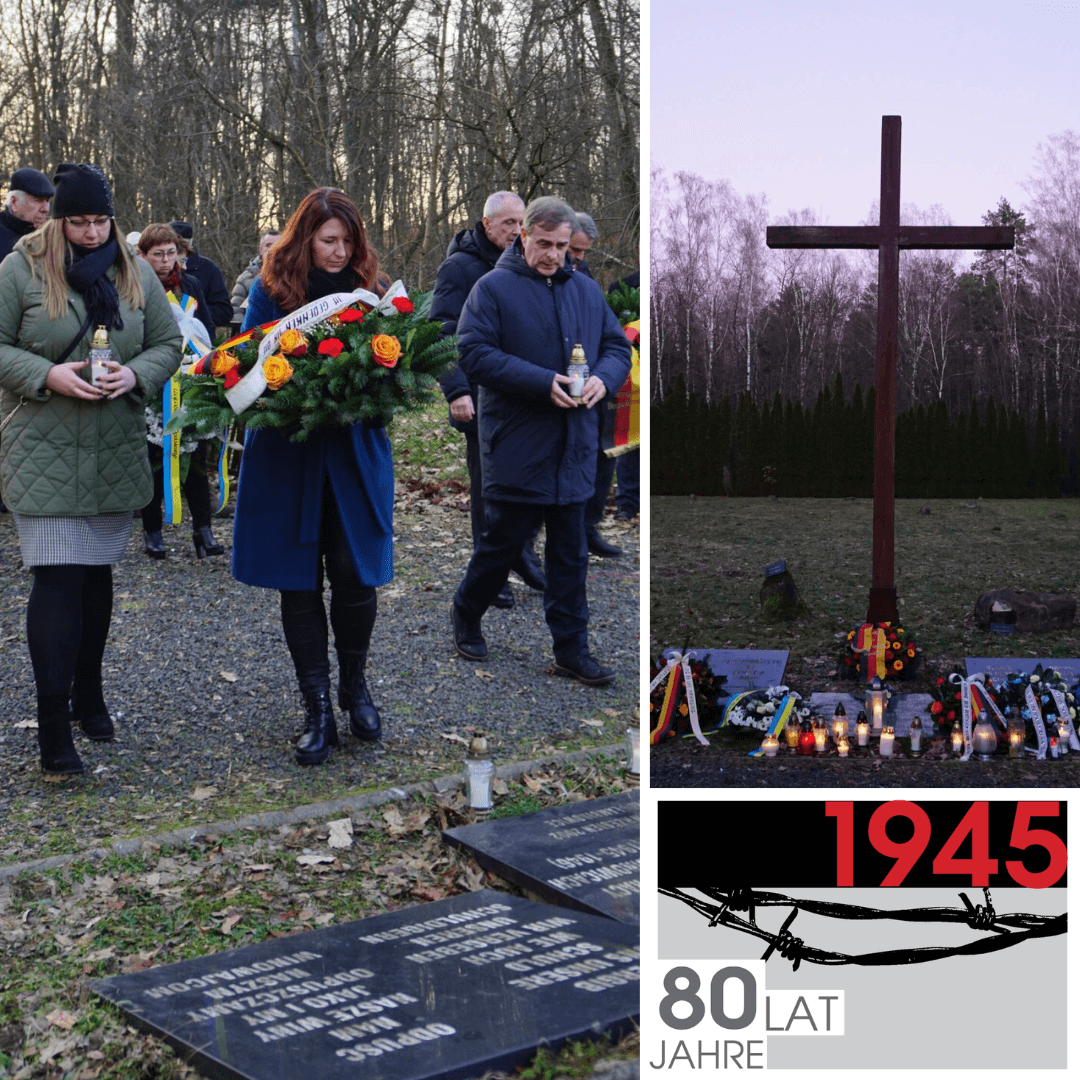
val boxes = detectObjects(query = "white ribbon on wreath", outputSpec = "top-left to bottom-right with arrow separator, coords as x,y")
1049,688 -> 1080,752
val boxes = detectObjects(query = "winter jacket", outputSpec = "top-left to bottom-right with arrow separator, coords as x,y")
230,278 -> 394,591
431,221 -> 503,433
0,242 -> 183,515
457,238 -> 632,505
0,208 -> 35,265
183,249 -> 232,330
231,255 -> 261,321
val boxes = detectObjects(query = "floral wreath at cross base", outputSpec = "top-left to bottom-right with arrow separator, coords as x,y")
842,621 -> 919,681
649,653 -> 726,744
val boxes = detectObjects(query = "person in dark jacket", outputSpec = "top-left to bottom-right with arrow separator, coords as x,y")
168,220 -> 233,331
431,191 -> 545,605
0,169 -> 54,264
450,197 -> 632,686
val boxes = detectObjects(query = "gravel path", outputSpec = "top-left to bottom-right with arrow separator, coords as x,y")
0,486 -> 640,860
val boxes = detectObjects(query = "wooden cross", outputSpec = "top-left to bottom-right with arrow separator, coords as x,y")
766,116 -> 1014,624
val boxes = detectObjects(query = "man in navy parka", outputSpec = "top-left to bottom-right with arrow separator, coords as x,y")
450,196 -> 632,686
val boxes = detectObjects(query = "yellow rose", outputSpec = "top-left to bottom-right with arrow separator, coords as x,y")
277,328 -> 307,355
210,350 -> 240,378
371,334 -> 401,368
263,353 -> 294,390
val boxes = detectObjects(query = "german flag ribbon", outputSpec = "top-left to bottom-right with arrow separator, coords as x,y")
603,320 -> 640,458
649,651 -> 710,747
853,623 -> 888,681
747,694 -> 796,757
949,672 -> 1008,762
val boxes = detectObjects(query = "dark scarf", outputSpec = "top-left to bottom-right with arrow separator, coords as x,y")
306,265 -> 357,303
66,237 -> 124,331
162,263 -> 184,295
0,207 -> 35,238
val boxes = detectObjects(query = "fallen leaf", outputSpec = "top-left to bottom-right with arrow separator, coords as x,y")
522,773 -> 543,793
578,718 -> 604,728
46,1010 -> 77,1030
296,854 -> 336,867
243,864 -> 274,874
492,779 -> 509,796
13,719 -> 37,730
439,733 -> 469,746
327,818 -> 353,849
474,669 -> 495,682
219,671 -> 238,682
221,914 -> 242,935
191,785 -> 218,801
601,708 -> 622,718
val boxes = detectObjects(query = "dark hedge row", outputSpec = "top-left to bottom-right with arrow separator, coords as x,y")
653,373 -> 1075,498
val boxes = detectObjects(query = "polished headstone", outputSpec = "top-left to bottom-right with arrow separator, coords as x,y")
663,648 -> 788,694
809,692 -> 933,736
966,658 -> 1080,684
442,792 -> 638,925
91,890 -> 638,1080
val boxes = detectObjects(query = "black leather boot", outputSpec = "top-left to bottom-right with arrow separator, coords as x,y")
71,679 -> 114,741
295,687 -> 339,765
144,530 -> 166,559
193,525 -> 224,558
338,651 -> 382,742
37,695 -> 85,775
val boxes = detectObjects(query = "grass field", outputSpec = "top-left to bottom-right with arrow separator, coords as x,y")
651,496 -> 1080,691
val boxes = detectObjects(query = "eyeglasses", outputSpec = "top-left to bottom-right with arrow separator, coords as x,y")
146,248 -> 178,259
66,216 -> 111,228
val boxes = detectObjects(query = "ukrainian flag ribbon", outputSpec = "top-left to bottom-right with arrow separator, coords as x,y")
747,694 -> 797,757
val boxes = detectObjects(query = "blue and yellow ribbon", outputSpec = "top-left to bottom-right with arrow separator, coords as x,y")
747,694 -> 796,757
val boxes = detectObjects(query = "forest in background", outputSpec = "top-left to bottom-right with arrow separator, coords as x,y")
0,0 -> 639,289
650,132 -> 1080,491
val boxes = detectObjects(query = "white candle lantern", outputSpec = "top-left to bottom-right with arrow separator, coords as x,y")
813,726 -> 828,754
836,735 -> 850,758
865,677 -> 888,732
1057,718 -> 1070,755
831,703 -> 848,742
465,734 -> 495,811
909,716 -> 923,757
950,721 -> 964,755
856,713 -> 870,747
879,724 -> 895,757
971,717 -> 998,761
625,707 -> 641,782
1008,719 -> 1025,758
761,733 -> 780,758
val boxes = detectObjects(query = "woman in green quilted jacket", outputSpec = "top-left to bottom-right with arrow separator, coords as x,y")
0,164 -> 182,775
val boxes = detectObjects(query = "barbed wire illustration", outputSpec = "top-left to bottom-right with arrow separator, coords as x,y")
661,886 -> 1066,970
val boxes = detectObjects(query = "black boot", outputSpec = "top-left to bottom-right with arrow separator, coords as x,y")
295,687 -> 339,765
193,525 -> 224,558
144,530 -> 166,559
37,695 -> 85,775
71,679 -> 114,741
338,651 -> 381,742
511,543 -> 546,591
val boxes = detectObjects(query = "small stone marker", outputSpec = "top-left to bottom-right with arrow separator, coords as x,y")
442,792 -> 639,925
966,658 -> 1080,684
91,890 -> 638,1080
663,648 -> 788,695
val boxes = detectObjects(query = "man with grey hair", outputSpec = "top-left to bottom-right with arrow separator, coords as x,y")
0,168 -> 54,263
432,189 -> 545,607
449,196 -> 632,686
569,209 -> 598,279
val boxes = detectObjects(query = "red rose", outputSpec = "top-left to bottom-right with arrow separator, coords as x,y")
391,297 -> 414,314
930,701 -> 943,714
318,338 -> 345,358
338,308 -> 365,323
223,367 -> 241,390
946,710 -> 956,721
935,677 -> 945,686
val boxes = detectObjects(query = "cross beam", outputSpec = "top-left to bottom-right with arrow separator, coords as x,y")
766,116 -> 1014,624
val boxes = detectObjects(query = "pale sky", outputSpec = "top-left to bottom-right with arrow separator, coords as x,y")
651,0 -> 1080,230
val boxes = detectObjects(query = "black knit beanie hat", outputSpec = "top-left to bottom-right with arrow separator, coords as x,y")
51,163 -> 114,219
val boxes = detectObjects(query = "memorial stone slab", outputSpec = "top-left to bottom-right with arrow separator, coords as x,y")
966,658 -> 1080,684
91,890 -> 638,1080
810,692 -> 934,736
662,648 -> 789,695
442,792 -> 638,925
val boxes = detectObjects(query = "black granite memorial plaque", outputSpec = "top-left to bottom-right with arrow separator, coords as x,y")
91,890 -> 638,1080
662,648 -> 789,695
966,657 -> 1080,684
442,792 -> 638,925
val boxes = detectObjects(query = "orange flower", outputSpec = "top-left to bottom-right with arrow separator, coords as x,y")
678,704 -> 688,716
210,350 -> 240,378
907,647 -> 915,658
278,328 -> 307,356
371,334 -> 401,368
893,660 -> 903,671
263,353 -> 294,390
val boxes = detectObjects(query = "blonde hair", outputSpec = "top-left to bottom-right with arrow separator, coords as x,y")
22,219 -> 145,319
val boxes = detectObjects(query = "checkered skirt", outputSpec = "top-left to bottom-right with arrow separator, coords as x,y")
13,513 -> 132,567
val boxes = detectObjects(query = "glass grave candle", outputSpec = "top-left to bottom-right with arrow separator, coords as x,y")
856,712 -> 870,747
1008,717 -> 1025,758
865,676 -> 888,732
784,715 -> 801,752
908,715 -> 924,757
625,706 -> 641,782
1057,717 -> 1070,755
971,716 -> 998,761
814,725 -> 828,754
950,720 -> 964,755
798,720 -> 816,756
761,733 -> 780,757
831,703 -> 848,742
836,734 -> 850,758
879,724 -> 896,757
465,734 -> 495,811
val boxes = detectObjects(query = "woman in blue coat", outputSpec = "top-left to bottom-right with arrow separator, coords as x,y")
234,188 -> 394,764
